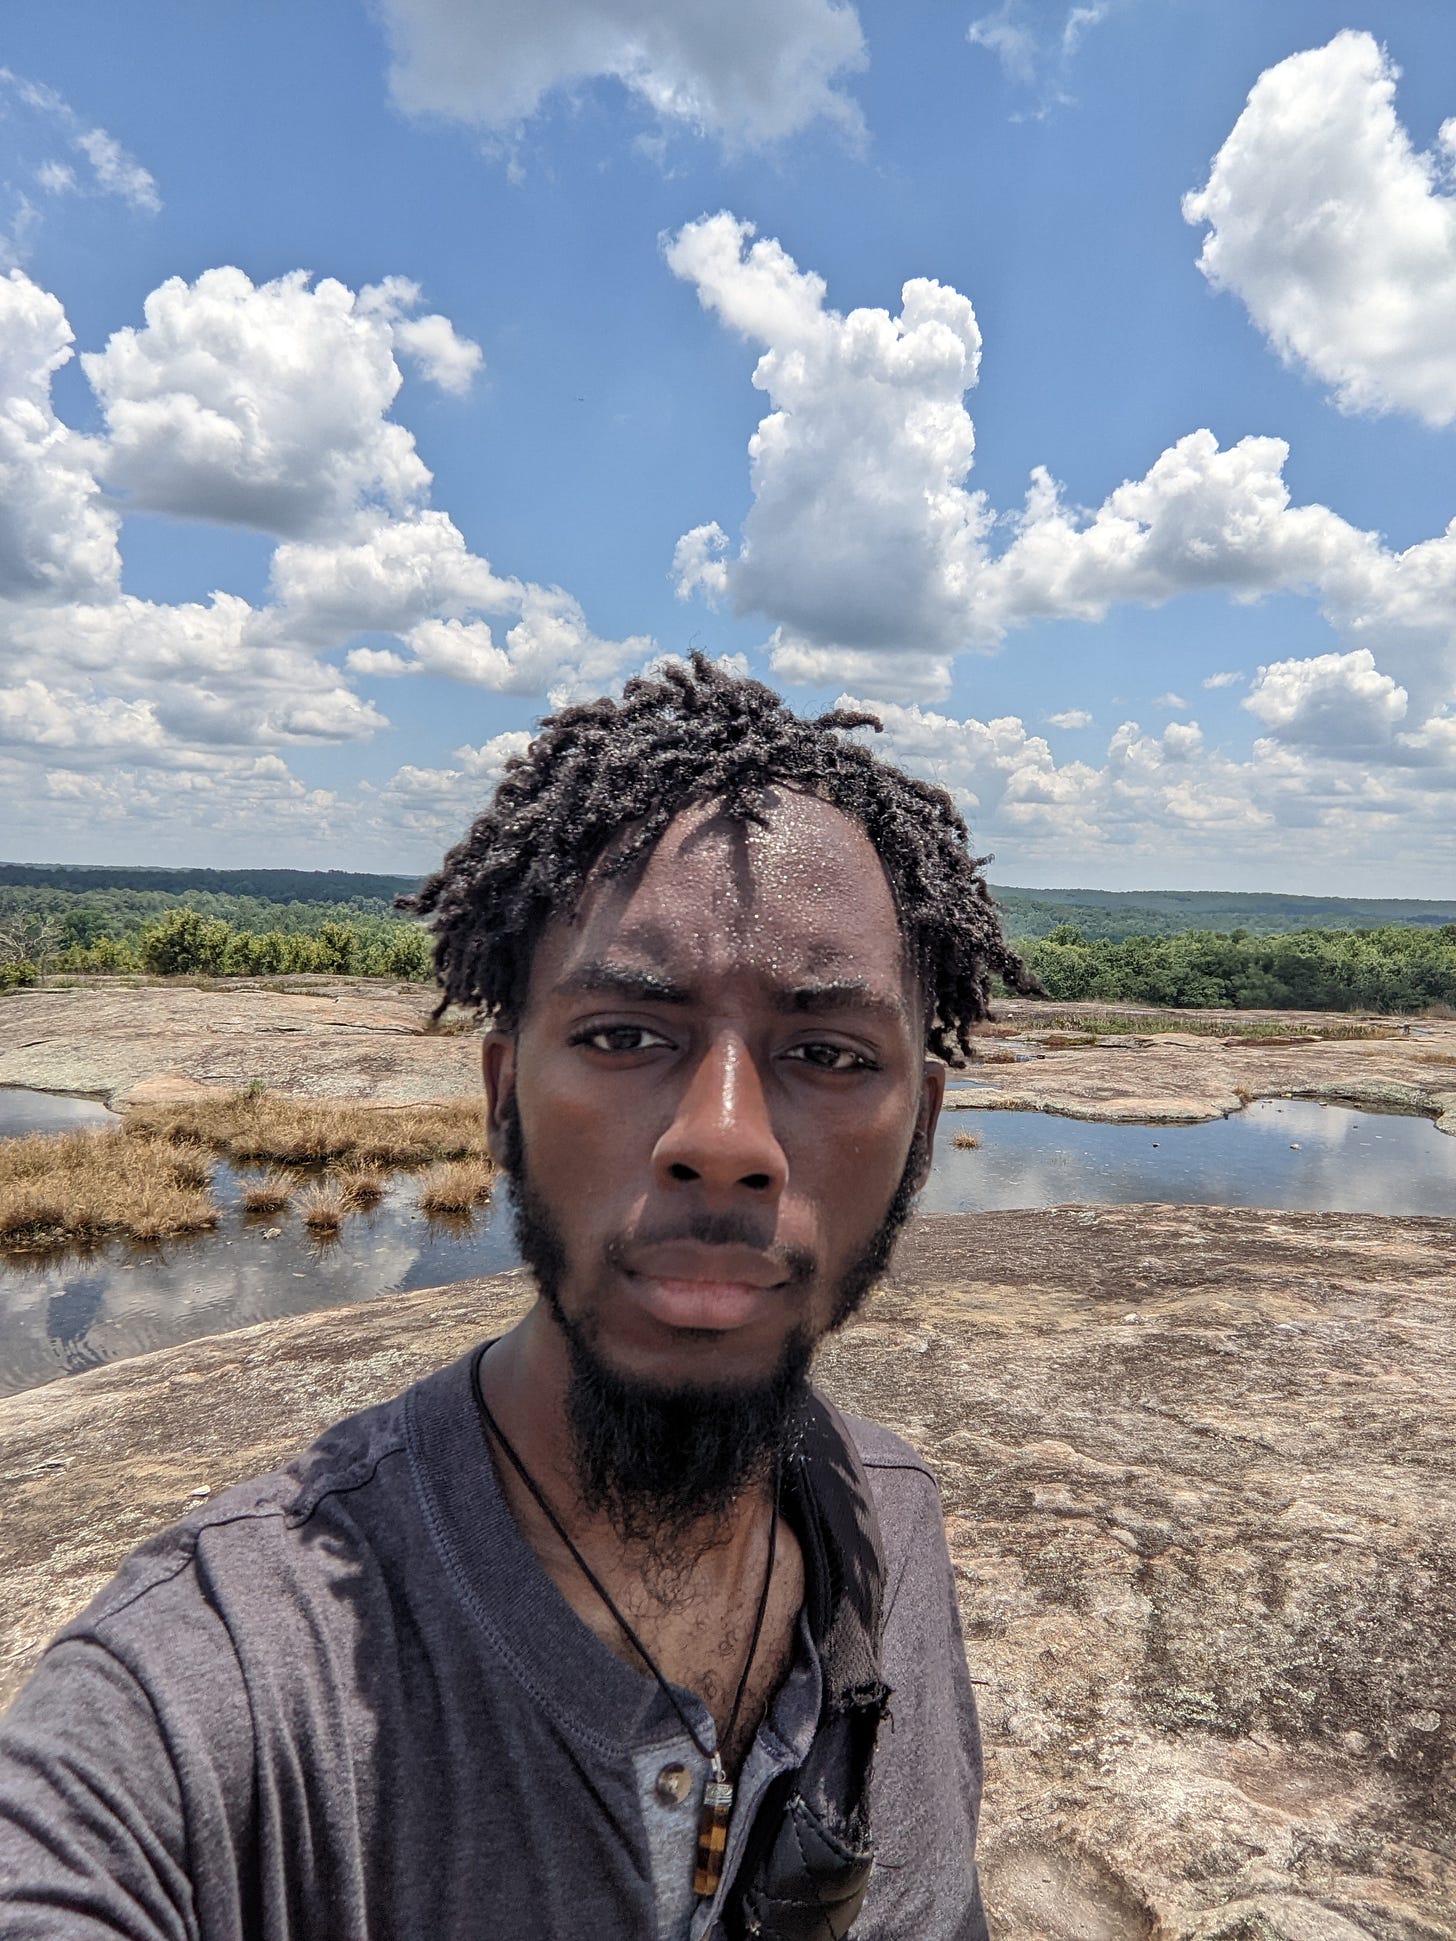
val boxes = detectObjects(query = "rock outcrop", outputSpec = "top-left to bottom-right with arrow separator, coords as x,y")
2,1203 -> 1452,1938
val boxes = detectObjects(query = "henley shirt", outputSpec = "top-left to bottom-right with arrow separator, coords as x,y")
0,1348 -> 988,1939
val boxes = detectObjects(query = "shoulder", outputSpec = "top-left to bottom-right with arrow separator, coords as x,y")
838,1410 -> 937,1484
54,1364 -> 437,1662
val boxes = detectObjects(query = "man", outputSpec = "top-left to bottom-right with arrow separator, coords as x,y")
0,656 -> 1029,1937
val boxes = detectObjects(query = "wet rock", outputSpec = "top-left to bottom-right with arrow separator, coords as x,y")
0,1204 -> 1452,1935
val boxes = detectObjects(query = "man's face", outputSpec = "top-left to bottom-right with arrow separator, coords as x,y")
482,790 -> 944,1397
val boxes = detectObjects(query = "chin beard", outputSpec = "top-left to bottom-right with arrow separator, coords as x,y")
500,1098 -> 926,1549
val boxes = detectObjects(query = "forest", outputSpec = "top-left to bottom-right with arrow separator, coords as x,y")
2,867 -> 1454,1012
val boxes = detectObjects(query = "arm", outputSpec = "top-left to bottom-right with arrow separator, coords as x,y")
0,1642 -> 192,1940
856,1469 -> 990,1941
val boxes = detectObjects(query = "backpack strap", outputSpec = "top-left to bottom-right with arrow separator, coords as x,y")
725,1393 -> 891,1940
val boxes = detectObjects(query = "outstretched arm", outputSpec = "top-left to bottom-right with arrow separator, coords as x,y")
0,1641 -> 193,1940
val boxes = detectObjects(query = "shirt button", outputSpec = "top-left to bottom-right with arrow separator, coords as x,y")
655,1762 -> 693,1805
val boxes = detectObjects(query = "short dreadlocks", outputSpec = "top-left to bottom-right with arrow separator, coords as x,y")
402,653 -> 1035,1065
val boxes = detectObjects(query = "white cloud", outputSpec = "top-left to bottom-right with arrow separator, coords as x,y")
0,269 -> 119,603
966,6 -> 1038,87
858,694 -> 1455,881
272,511 -> 517,640
1155,692 -> 1189,710
0,260 -> 648,858
1045,708 -> 1091,729
73,127 -> 160,213
357,277 -> 484,395
377,0 -> 867,151
665,212 -> 990,698
364,730 -> 534,844
82,268 -> 437,537
1184,31 -> 1456,426
669,216 -> 1456,740
0,71 -> 160,259
967,2 -> 1111,105
1243,648 -> 1408,750
1202,669 -> 1243,689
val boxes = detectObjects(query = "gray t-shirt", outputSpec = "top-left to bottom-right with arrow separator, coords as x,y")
0,1349 -> 987,1939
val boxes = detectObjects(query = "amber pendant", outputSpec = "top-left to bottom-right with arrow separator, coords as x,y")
693,1757 -> 734,1899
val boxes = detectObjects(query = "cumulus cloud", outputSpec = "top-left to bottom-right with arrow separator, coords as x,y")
858,693 -> 1455,882
1242,648 -> 1408,750
377,0 -> 866,151
665,212 -> 990,698
272,511 -> 517,641
1045,707 -> 1092,729
1203,669 -> 1243,688
0,261 -> 650,856
1184,32 -> 1456,425
1155,692 -> 1189,710
82,269 -> 443,536
0,270 -> 119,602
363,730 -> 534,844
355,584 -> 651,704
356,277 -> 484,395
668,214 -> 1456,736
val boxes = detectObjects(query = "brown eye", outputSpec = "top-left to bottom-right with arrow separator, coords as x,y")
784,1042 -> 873,1072
572,1024 -> 672,1054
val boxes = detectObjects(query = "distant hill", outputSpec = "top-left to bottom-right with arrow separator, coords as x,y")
990,885 -> 1456,940
0,864 -> 423,905
4,863 -> 1454,942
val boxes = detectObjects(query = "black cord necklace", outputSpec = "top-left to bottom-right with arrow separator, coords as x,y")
475,1377 -> 780,1901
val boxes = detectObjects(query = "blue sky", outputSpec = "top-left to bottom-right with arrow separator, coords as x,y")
0,0 -> 1453,892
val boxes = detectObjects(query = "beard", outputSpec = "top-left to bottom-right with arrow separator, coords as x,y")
499,1098 -> 926,1550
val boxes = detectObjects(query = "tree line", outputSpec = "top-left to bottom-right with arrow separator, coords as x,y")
1019,924 -> 1456,1014
0,908 -> 433,989
2,902 -> 1453,1014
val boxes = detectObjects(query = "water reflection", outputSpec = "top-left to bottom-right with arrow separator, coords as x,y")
0,1087 -> 114,1138
1,1091 -> 1452,1396
0,1155 -> 522,1396
923,1097 -> 1456,1217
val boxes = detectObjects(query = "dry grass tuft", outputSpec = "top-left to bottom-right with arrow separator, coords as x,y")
1233,1084 -> 1257,1106
1029,1009 -> 1401,1042
126,1088 -> 491,1167
298,1182 -> 346,1233
334,1165 -> 387,1209
970,1048 -> 1020,1065
1038,1032 -> 1098,1050
418,1158 -> 495,1215
0,1128 -> 218,1250
240,1170 -> 294,1214
953,1130 -> 982,1150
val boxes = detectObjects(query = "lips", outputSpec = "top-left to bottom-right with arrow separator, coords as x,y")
620,1240 -> 791,1333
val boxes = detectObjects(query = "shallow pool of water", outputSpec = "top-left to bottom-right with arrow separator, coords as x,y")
0,1087 -> 115,1138
923,1096 -> 1455,1217
0,1091 -> 1451,1395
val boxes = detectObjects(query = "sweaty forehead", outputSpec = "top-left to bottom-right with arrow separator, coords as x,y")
531,792 -> 907,995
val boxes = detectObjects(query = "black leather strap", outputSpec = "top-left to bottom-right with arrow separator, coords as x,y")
725,1395 -> 890,1940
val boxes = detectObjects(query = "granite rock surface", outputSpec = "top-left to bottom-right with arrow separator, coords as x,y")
1,1204 -> 1451,1940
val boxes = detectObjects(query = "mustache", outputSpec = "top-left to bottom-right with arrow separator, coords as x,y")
603,1214 -> 816,1288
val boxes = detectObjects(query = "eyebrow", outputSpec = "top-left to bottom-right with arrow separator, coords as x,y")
778,980 -> 908,1024
556,963 -> 693,1005
556,963 -> 907,1023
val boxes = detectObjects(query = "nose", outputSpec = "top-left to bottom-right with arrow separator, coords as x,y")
652,1034 -> 788,1200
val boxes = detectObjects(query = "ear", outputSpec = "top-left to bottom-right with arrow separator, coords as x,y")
908,1060 -> 947,1192
481,1031 -> 518,1168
